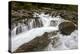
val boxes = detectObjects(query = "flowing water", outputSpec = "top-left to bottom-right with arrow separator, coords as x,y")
11,12 -> 64,36
11,12 -> 78,52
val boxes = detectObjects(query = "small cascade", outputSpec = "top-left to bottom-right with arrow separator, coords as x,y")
11,23 -> 22,36
38,18 -> 43,27
11,11 -> 78,52
29,19 -> 34,29
50,20 -> 57,26
38,13 -> 50,27
21,23 -> 28,32
16,23 -> 22,35
11,27 -> 17,36
32,19 -> 36,28
11,12 -> 62,36
35,12 -> 62,27
11,23 -> 28,36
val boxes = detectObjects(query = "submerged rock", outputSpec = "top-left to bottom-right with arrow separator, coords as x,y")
48,31 -> 57,37
59,22 -> 75,35
14,32 -> 50,53
50,20 -> 57,26
51,37 -> 60,48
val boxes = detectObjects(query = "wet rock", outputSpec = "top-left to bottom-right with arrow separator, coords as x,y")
50,20 -> 57,26
48,31 -> 57,37
59,10 -> 78,25
51,37 -> 60,48
14,32 -> 50,53
11,10 -> 33,24
59,22 -> 75,35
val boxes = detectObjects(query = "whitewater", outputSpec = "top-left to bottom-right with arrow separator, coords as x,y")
11,12 -> 78,52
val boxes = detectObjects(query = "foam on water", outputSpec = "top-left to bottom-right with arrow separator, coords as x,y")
44,30 -> 78,50
11,12 -> 78,52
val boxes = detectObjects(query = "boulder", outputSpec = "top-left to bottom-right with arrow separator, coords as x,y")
59,22 -> 75,35
14,32 -> 50,53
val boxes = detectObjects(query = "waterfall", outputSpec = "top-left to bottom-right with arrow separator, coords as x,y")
29,19 -> 34,29
11,23 -> 28,36
11,12 -> 68,38
11,27 -> 17,36
21,23 -> 28,32
38,18 -> 43,27
11,12 -> 62,36
11,12 -> 77,52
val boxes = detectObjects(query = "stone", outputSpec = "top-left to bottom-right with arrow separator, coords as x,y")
14,32 -> 50,53
59,22 -> 75,35
51,37 -> 60,47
